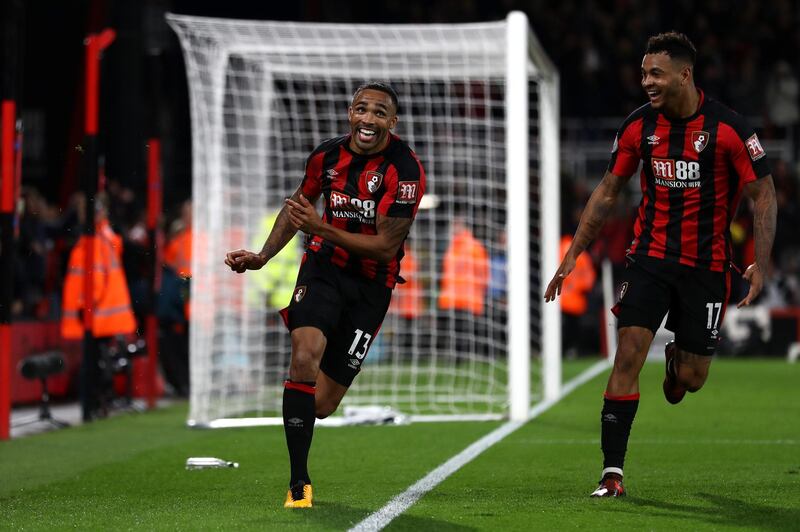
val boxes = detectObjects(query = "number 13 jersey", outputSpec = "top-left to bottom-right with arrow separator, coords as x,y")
300,133 -> 426,288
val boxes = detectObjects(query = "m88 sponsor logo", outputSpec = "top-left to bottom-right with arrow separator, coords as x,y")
330,191 -> 376,223
651,158 -> 702,188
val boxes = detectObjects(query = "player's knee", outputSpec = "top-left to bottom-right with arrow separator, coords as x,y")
612,355 -> 638,375
289,352 -> 320,382
315,398 -> 339,419
613,342 -> 646,375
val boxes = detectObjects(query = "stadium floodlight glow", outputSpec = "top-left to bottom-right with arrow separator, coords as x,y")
167,11 -> 560,426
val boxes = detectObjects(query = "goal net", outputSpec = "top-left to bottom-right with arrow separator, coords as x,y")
166,12 -> 560,427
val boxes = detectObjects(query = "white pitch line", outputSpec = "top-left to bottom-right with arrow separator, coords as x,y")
349,359 -> 612,532
515,438 -> 800,445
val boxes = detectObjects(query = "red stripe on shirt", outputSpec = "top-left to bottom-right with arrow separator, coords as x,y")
677,116 -> 706,266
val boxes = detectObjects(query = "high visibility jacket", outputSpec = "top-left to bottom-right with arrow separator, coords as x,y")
249,212 -> 301,310
61,220 -> 137,339
165,228 -> 192,278
390,245 -> 423,319
437,228 -> 489,316
559,235 -> 596,316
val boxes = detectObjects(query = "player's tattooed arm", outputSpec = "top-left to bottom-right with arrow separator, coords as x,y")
545,170 -> 629,302
319,213 -> 411,262
374,215 -> 414,260
570,171 -> 629,257
745,175 -> 777,271
260,186 -> 317,262
738,174 -> 777,307
286,192 -> 412,262
224,185 -> 317,273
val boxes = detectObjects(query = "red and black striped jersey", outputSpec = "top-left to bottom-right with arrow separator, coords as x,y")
300,133 -> 426,288
608,90 -> 771,272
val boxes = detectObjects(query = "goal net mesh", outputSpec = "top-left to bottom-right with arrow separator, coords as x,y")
167,14 -> 554,425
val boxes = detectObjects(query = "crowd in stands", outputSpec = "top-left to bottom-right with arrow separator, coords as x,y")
323,0 -> 799,129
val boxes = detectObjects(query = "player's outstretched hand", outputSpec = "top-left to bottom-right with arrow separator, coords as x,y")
285,194 -> 322,234
544,256 -> 576,303
737,263 -> 763,308
224,249 -> 267,274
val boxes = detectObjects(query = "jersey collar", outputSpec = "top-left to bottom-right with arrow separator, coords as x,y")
657,88 -> 705,124
344,133 -> 395,158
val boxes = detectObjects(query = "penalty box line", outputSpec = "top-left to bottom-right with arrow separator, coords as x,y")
349,359 -> 612,532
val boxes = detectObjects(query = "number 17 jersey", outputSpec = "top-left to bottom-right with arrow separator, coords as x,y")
608,90 -> 771,272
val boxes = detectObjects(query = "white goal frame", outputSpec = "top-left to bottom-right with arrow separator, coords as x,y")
167,11 -> 560,427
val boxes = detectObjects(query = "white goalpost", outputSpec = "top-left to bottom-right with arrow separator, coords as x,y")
166,11 -> 560,427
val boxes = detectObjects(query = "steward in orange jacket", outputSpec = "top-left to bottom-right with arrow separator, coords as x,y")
390,243 -> 423,319
164,228 -> 192,279
558,235 -> 596,316
61,218 -> 137,340
438,223 -> 489,316
164,201 -> 192,279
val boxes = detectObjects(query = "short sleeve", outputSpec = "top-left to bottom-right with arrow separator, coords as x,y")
607,118 -> 642,178
378,158 -> 426,219
300,150 -> 324,198
725,121 -> 771,184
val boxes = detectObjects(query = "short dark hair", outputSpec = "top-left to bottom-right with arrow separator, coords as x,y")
352,81 -> 400,114
645,32 -> 697,66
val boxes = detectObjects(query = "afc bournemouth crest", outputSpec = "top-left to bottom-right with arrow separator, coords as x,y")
293,285 -> 307,303
365,171 -> 383,193
692,131 -> 709,153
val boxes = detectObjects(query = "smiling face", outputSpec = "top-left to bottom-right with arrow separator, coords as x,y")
641,52 -> 692,115
348,88 -> 398,155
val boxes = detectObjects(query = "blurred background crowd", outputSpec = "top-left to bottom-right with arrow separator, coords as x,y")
5,0 -> 799,363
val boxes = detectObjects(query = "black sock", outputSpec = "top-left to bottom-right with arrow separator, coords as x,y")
600,393 -> 640,472
283,380 -> 316,486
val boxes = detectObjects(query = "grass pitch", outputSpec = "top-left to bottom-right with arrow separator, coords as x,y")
2,359 -> 798,531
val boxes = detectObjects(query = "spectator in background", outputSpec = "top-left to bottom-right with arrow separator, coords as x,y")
765,60 -> 799,140
164,200 -> 192,279
559,234 -> 597,358
437,217 -> 489,358
770,159 -> 800,305
14,187 -> 50,319
62,194 -> 137,421
157,200 -> 193,397
487,230 -> 507,347
388,241 -> 424,354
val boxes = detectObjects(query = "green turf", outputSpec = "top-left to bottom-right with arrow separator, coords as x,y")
397,359 -> 800,531
0,404 -> 498,530
1,359 -> 797,531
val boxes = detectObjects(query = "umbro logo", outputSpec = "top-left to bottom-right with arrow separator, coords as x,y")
287,417 -> 303,427
603,414 -> 618,423
326,169 -> 338,178
647,135 -> 661,146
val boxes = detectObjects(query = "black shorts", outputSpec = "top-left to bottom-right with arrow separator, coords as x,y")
612,255 -> 731,355
280,251 -> 392,387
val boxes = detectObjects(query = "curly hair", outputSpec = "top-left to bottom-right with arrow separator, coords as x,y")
352,81 -> 400,114
645,32 -> 697,66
